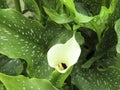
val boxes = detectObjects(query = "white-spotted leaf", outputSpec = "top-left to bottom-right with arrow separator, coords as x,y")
0,9 -> 77,78
71,67 -> 120,90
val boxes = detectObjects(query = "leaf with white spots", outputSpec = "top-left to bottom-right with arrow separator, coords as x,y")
71,36 -> 119,90
0,73 -> 58,90
72,47 -> 120,90
0,9 -> 75,79
0,9 -> 52,78
71,25 -> 120,90
0,9 -> 51,78
71,67 -> 120,90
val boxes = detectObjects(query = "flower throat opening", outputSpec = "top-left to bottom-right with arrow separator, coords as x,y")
58,63 -> 67,70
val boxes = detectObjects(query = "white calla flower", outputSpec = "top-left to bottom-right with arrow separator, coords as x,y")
47,35 -> 81,73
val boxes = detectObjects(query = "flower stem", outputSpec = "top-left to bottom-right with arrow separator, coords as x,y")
50,67 -> 73,89
14,0 -> 21,12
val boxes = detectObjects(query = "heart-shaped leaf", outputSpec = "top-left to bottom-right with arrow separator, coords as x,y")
0,9 -> 78,79
0,9 -> 52,78
71,28 -> 119,90
71,67 -> 120,90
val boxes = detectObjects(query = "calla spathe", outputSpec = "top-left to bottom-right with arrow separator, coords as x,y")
47,35 -> 81,73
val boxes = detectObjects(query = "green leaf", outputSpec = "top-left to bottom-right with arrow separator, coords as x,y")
71,67 -> 120,90
0,73 -> 58,90
81,0 -> 118,41
60,0 -> 76,13
0,54 -> 23,75
81,28 -> 117,68
115,18 -> 120,53
82,7 -> 109,40
0,9 -> 77,79
37,0 -> 65,21
23,0 -> 42,20
71,27 -> 119,90
42,0 -> 59,9
74,2 -> 88,15
109,1 -> 120,26
74,0 -> 102,16
61,0 -> 93,23
43,7 -> 74,24
0,9 -> 52,78
74,12 -> 93,23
